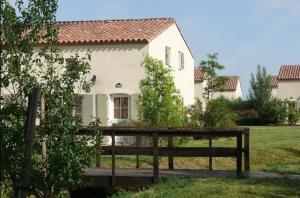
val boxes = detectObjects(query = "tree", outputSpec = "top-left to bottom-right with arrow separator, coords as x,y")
1,1 -> 99,197
199,53 -> 228,102
249,65 -> 272,109
137,56 -> 185,127
248,65 -> 273,123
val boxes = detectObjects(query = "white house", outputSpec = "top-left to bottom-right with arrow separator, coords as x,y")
270,75 -> 278,97
275,65 -> 300,112
55,18 -> 195,126
194,67 -> 242,104
213,76 -> 242,100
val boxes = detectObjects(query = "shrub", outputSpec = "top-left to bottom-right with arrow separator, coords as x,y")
229,98 -> 254,111
257,98 -> 288,125
185,98 -> 203,127
203,97 -> 237,127
287,108 -> 300,126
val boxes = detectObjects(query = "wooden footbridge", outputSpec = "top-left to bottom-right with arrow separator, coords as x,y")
75,127 -> 250,192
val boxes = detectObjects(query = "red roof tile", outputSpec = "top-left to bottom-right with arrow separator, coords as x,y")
40,18 -> 175,45
194,69 -> 240,92
278,65 -> 300,80
269,75 -> 278,88
194,67 -> 204,82
221,76 -> 239,91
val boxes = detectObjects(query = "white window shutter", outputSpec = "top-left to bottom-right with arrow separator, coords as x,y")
130,94 -> 139,121
81,94 -> 93,126
182,53 -> 184,69
96,94 -> 108,126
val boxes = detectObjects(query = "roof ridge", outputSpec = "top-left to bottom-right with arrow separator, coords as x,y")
280,64 -> 300,67
56,17 -> 175,24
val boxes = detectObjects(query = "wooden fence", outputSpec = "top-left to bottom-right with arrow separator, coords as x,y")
79,127 -> 250,186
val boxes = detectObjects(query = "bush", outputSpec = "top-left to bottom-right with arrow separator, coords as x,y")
257,98 -> 288,125
203,97 -> 237,127
287,108 -> 300,126
229,98 -> 287,125
185,99 -> 203,127
229,98 -> 254,111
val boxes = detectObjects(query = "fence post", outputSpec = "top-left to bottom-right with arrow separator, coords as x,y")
136,135 -> 140,169
168,136 -> 174,170
236,134 -> 242,177
111,132 -> 116,186
209,137 -> 212,170
244,129 -> 250,172
95,135 -> 101,167
152,133 -> 159,183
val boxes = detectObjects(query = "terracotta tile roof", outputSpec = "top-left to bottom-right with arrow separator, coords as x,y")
221,76 -> 239,91
194,69 -> 240,92
194,67 -> 204,82
269,75 -> 278,88
41,18 -> 175,45
278,65 -> 300,80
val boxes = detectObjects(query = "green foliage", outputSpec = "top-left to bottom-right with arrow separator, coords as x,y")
185,98 -> 203,127
138,56 -> 185,127
199,53 -> 228,101
249,65 -> 272,118
227,98 -> 287,125
202,97 -> 237,127
287,108 -> 300,126
0,1 -> 100,197
228,98 -> 254,111
258,98 -> 288,125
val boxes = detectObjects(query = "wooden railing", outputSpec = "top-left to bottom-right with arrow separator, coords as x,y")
79,127 -> 250,186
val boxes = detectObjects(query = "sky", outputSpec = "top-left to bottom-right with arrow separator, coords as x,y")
56,0 -> 300,98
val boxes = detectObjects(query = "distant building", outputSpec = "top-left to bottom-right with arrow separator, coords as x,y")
270,75 -> 278,97
276,65 -> 300,112
194,67 -> 242,102
52,18 -> 195,126
213,76 -> 242,100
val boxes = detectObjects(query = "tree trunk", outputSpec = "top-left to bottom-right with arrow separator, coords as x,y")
40,96 -> 47,159
17,88 -> 40,198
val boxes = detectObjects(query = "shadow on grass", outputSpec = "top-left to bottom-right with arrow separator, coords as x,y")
282,147 -> 300,157
111,177 -> 300,198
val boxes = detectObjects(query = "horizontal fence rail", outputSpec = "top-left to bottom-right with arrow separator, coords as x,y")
78,127 -> 250,186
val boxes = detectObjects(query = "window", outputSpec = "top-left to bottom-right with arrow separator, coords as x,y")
165,46 -> 171,66
114,97 -> 129,119
74,94 -> 83,121
178,51 -> 184,69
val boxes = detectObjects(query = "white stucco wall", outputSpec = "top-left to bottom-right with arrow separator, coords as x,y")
194,81 -> 207,110
148,24 -> 195,106
213,80 -> 242,100
58,44 -> 148,125
271,88 -> 278,98
277,80 -> 300,101
59,44 -> 148,95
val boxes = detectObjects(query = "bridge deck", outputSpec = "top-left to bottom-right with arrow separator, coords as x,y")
84,168 -> 237,189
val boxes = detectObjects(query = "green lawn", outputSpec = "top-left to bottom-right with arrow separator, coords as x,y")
102,126 -> 300,198
112,177 -> 300,198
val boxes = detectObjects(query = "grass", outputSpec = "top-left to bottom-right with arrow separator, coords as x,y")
112,177 -> 300,198
98,126 -> 300,174
99,126 -> 300,198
